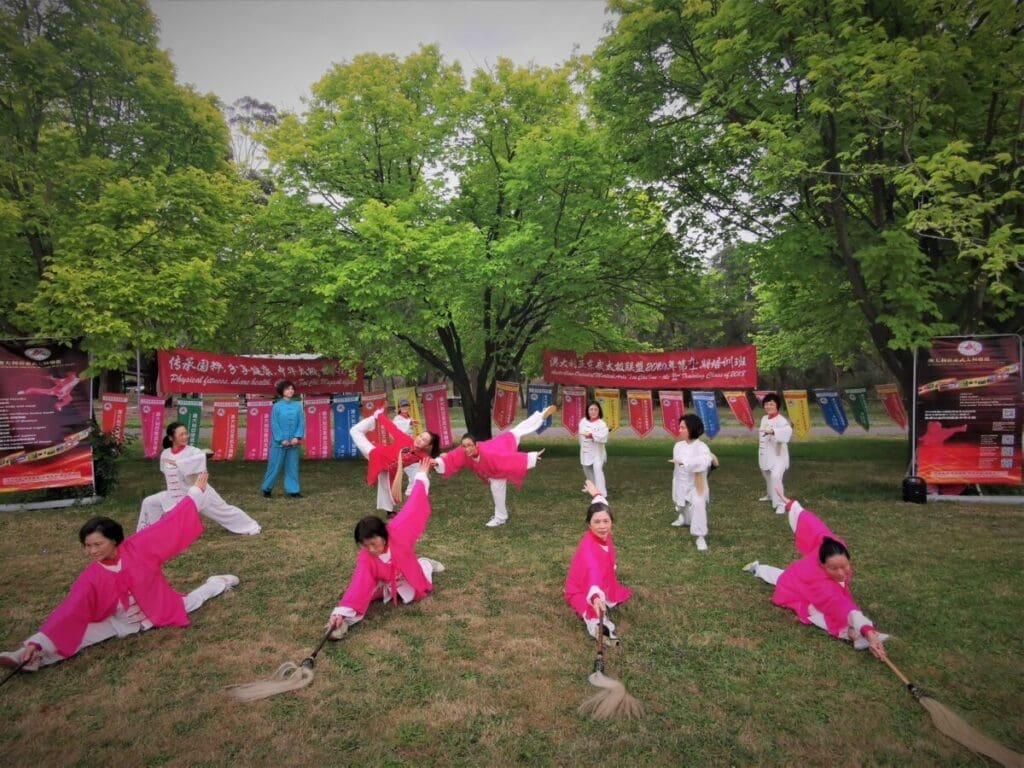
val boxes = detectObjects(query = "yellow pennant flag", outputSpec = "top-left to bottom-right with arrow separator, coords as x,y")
392,386 -> 422,432
594,388 -> 622,431
782,390 -> 811,439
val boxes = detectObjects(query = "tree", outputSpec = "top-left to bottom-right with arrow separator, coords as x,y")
256,47 -> 686,438
0,0 -> 248,370
593,0 -> 1024,397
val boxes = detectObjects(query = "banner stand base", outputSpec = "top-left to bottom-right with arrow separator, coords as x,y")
0,496 -> 102,513
926,494 -> 1024,506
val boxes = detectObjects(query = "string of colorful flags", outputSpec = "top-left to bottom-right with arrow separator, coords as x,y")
102,382 -> 908,461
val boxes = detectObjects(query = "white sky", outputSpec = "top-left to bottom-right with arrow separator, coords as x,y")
150,0 -> 612,112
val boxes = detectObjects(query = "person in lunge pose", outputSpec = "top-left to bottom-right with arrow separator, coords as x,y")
668,413 -> 716,552
138,421 -> 260,535
326,457 -> 444,636
433,405 -> 556,528
565,481 -> 632,642
1,474 -> 239,672
743,490 -> 889,658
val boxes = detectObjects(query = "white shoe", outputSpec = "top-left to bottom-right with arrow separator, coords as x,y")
485,517 -> 506,528
853,632 -> 890,651
695,536 -> 708,551
670,515 -> 687,527
0,650 -> 24,670
774,506 -> 785,515
758,495 -> 770,502
209,574 -> 240,590
425,558 -> 446,573
742,560 -> 759,575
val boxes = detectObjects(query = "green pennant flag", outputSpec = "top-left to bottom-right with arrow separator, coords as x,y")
845,388 -> 870,431
175,398 -> 204,446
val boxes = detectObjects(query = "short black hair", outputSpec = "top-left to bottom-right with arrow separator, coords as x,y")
79,517 -> 125,545
761,393 -> 782,408
586,501 -> 614,523
819,536 -> 851,564
680,413 -> 705,439
354,515 -> 388,545
276,379 -> 295,397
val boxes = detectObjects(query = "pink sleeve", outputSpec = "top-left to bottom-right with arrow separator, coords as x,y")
39,570 -> 103,658
337,551 -> 381,617
792,504 -> 837,557
380,414 -> 413,447
388,478 -> 432,543
125,494 -> 204,565
804,573 -> 861,635
439,447 -> 469,478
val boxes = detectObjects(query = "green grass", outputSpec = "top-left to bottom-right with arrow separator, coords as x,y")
0,435 -> 1021,767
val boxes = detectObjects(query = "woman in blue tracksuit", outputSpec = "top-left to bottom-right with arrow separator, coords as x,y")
260,380 -> 305,498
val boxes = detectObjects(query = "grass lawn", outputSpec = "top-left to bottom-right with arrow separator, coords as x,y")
0,436 -> 1021,767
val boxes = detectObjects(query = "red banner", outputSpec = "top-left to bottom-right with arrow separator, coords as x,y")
543,346 -> 757,389
626,390 -> 654,437
244,399 -> 273,461
211,400 -> 239,461
659,391 -> 685,436
158,349 -> 363,396
360,390 -> 389,446
561,386 -> 587,436
753,390 -> 773,406
303,397 -> 332,460
876,384 -> 908,429
493,381 -> 519,430
100,394 -> 129,443
420,383 -> 453,449
724,391 -> 755,429
139,395 -> 167,459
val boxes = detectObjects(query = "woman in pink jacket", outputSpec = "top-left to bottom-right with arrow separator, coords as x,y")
0,474 -> 238,672
744,491 -> 889,658
564,481 -> 632,642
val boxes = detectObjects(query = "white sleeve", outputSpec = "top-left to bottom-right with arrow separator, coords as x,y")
773,417 -> 793,444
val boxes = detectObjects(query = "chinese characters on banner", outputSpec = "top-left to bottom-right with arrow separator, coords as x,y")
303,397 -> 332,459
543,346 -> 757,389
723,391 -> 755,429
658,391 -> 685,436
915,336 -> 1022,485
526,384 -> 554,434
691,391 -> 720,438
561,386 -> 587,436
139,395 -> 167,458
243,399 -> 273,461
0,341 -> 94,494
333,394 -> 361,459
158,349 -> 362,395
814,390 -> 849,435
493,381 -> 520,430
783,390 -> 812,439
419,383 -> 453,449
211,400 -> 239,461
627,391 -> 654,437
175,398 -> 203,446
594,389 -> 621,431
100,393 -> 129,443
360,391 -> 389,445
391,386 -> 422,429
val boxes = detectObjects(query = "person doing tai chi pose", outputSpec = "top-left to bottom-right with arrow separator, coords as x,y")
327,457 -> 445,636
757,393 -> 793,513
0,474 -> 239,672
743,491 -> 889,658
668,413 -> 717,552
350,407 -> 440,514
433,405 -> 557,528
565,481 -> 632,643
17,371 -> 82,411
260,380 -> 305,499
579,400 -> 610,497
137,422 -> 261,535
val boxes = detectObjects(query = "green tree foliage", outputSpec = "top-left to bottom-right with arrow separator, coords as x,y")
258,47 -> 685,437
593,0 -> 1024,393
0,0 -> 248,369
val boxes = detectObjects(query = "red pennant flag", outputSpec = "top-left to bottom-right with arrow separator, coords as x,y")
658,391 -> 685,436
303,396 -> 332,459
244,399 -> 273,461
100,393 -> 129,443
211,399 -> 239,461
493,381 -> 519,430
627,390 -> 654,437
724,391 -> 755,429
876,383 -> 908,429
360,390 -> 390,445
139,395 -> 166,458
561,386 -> 587,436
420,383 -> 453,449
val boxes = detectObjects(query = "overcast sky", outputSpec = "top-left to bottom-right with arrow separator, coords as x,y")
150,0 -> 612,112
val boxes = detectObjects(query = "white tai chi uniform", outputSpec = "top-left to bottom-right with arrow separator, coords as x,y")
758,413 -> 792,513
671,438 -> 713,538
137,446 -> 261,534
578,417 -> 609,497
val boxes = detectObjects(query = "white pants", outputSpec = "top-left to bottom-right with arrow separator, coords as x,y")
582,462 -> 607,497
351,413 -> 399,512
674,496 -> 708,537
138,488 -> 261,535
761,467 -> 786,510
482,411 -> 546,523
21,577 -> 231,669
489,479 -> 508,522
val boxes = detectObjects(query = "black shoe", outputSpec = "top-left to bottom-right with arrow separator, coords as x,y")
262,490 -> 272,499
287,493 -> 304,499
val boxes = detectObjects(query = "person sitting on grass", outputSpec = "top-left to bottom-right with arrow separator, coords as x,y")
326,457 -> 445,637
1,473 -> 239,672
743,489 -> 889,658
564,480 -> 632,643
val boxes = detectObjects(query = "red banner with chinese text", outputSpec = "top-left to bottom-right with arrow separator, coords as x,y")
360,391 -> 389,445
244,399 -> 273,461
139,395 -> 167,459
493,381 -> 519,430
561,386 -> 587,436
100,394 -> 129,443
158,349 -> 362,396
658,391 -> 685,436
211,400 -> 239,461
627,391 -> 654,437
303,397 -> 332,459
543,346 -> 757,389
420,383 -> 453,449
876,384 -> 908,429
724,391 -> 755,429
